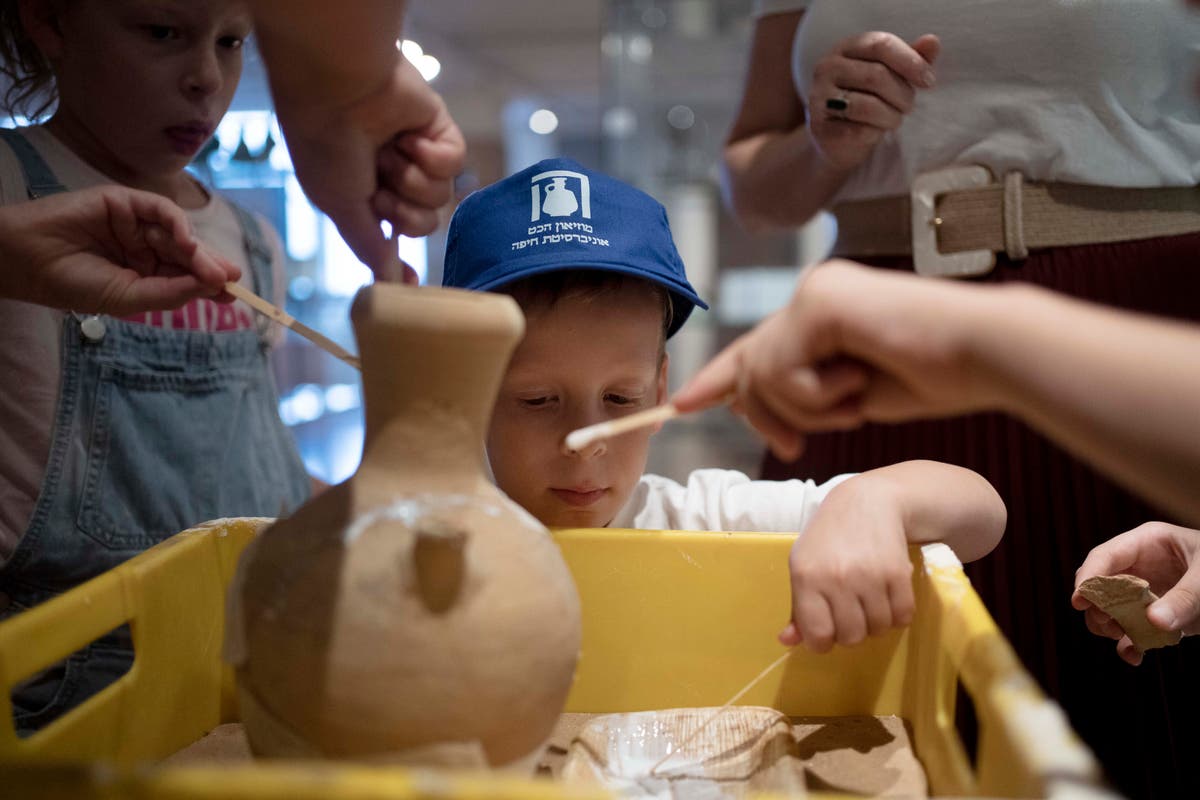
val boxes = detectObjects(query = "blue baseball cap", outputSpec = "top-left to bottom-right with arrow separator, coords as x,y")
442,157 -> 707,337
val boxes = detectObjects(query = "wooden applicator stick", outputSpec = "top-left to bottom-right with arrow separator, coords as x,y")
564,404 -> 680,452
565,390 -> 737,453
649,649 -> 793,778
225,281 -> 361,371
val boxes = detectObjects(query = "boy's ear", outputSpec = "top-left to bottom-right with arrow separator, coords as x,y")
19,0 -> 66,61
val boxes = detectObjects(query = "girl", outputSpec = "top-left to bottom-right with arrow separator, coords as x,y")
0,0 -> 309,732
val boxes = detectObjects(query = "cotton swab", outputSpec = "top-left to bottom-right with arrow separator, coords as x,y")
565,390 -> 738,453
225,281 -> 362,371
564,403 -> 680,452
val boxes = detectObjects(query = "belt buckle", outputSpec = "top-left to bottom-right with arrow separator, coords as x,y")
911,165 -> 995,278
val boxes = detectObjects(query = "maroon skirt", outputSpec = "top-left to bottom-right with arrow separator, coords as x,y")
760,232 -> 1200,799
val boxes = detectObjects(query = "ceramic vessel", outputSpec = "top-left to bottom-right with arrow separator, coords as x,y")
226,284 -> 582,766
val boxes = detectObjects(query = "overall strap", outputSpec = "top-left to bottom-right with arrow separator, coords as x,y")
0,129 -> 68,198
227,202 -> 275,340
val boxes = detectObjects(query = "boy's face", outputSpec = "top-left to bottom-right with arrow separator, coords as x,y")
488,286 -> 669,529
32,0 -> 250,183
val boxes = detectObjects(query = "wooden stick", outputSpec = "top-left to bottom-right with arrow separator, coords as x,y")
225,281 -> 361,371
564,404 -> 680,452
648,649 -> 793,778
564,390 -> 738,453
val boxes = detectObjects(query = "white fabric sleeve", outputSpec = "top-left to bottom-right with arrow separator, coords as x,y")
752,0 -> 810,18
614,468 -> 856,533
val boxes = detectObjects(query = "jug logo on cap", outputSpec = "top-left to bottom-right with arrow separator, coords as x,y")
512,168 -> 611,253
531,169 -> 590,221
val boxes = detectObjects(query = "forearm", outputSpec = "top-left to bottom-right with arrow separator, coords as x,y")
722,9 -> 850,232
250,0 -> 406,111
721,130 -> 852,232
968,285 -> 1200,524
845,460 -> 1006,562
0,204 -> 33,303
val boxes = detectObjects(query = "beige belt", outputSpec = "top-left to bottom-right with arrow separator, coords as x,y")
830,166 -> 1200,277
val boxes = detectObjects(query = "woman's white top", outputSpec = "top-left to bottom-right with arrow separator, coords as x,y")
753,0 -> 1200,202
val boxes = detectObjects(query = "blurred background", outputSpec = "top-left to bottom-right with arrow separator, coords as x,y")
204,0 -> 836,484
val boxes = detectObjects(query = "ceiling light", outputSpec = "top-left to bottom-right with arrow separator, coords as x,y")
529,109 -> 559,135
642,7 -> 667,28
416,55 -> 441,82
602,106 -> 637,138
396,39 -> 441,82
399,39 -> 423,60
667,104 -> 695,130
600,33 -> 623,59
627,34 -> 653,63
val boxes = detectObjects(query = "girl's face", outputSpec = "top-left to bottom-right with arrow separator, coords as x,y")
487,286 -> 669,530
28,0 -> 250,190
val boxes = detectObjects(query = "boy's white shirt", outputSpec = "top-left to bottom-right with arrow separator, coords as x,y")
0,125 -> 288,562
610,468 -> 856,533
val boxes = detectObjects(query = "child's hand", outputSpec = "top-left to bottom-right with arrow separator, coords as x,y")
780,475 -> 914,652
1072,522 -> 1200,666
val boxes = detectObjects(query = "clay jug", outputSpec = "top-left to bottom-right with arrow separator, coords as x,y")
542,177 -> 579,217
225,284 -> 582,766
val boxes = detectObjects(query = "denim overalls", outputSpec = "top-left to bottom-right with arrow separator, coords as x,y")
0,129 -> 311,733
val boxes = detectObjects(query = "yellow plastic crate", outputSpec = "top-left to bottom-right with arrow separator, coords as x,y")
0,518 -> 1108,799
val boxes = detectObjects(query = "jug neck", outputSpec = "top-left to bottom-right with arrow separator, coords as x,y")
352,286 -> 525,485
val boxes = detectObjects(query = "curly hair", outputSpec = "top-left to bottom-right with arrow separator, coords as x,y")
0,0 -> 58,120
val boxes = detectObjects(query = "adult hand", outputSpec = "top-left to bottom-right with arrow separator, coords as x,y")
1072,522 -> 1200,666
672,260 -> 990,461
807,32 -> 940,171
0,186 -> 241,315
274,56 -> 465,282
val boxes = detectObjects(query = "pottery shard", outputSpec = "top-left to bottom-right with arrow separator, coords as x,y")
1077,574 -> 1182,651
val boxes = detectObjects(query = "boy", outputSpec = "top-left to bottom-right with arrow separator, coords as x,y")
443,157 -> 1005,652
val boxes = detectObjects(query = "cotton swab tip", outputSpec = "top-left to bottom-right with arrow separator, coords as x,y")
563,404 -> 680,453
564,425 -> 603,453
